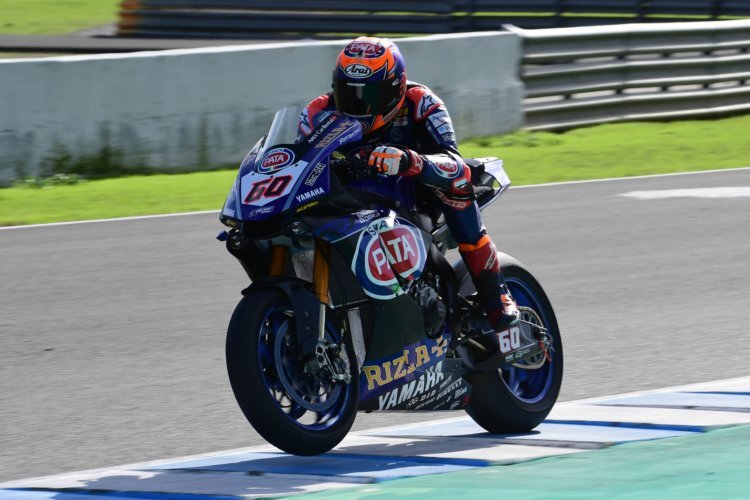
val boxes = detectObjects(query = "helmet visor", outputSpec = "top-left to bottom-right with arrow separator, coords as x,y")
333,78 -> 401,119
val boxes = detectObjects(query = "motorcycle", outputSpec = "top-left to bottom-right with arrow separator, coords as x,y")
218,107 -> 563,455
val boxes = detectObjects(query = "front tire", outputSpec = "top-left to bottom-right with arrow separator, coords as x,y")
226,288 -> 358,455
460,257 -> 563,433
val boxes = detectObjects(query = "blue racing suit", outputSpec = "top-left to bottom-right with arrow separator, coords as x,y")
298,81 -> 484,246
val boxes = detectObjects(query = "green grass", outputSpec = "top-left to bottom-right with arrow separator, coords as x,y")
0,171 -> 237,226
461,115 -> 750,185
0,0 -> 121,35
1,115 -> 749,226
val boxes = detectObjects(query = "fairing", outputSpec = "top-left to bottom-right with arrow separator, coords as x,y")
221,108 -> 363,223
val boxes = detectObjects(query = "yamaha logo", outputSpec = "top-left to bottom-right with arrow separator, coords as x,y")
344,64 -> 373,79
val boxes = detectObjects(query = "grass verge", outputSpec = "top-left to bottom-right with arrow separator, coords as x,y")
0,0 -> 121,35
1,115 -> 749,226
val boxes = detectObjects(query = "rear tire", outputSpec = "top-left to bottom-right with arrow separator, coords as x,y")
461,257 -> 563,433
226,288 -> 358,455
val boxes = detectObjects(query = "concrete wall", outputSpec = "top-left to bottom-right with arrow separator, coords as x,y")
0,32 -> 523,184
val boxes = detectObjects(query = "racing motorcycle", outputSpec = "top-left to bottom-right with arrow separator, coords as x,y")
218,107 -> 563,455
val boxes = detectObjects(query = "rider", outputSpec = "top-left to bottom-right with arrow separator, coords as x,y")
298,36 -> 519,333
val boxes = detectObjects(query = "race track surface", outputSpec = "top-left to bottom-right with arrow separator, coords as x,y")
1,168 -> 748,482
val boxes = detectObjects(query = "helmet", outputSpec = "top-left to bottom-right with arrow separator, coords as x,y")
333,37 -> 407,133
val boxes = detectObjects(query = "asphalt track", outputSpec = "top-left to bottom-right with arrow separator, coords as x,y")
1,168 -> 749,482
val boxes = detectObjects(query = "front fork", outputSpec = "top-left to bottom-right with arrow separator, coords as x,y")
268,240 -> 348,382
268,240 -> 330,340
312,240 -> 331,342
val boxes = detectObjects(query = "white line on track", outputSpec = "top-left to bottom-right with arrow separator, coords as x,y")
510,166 -> 750,189
3,375 -> 749,488
2,167 -> 748,232
0,210 -> 220,231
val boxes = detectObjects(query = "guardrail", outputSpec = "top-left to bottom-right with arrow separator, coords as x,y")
117,0 -> 750,39
512,20 -> 750,130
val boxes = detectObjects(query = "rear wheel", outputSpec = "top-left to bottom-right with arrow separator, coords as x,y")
463,259 -> 563,433
226,289 -> 358,455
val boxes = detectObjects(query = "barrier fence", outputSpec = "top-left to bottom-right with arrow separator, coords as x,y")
2,21 -> 749,184
117,0 -> 750,39
0,33 -> 522,185
513,20 -> 750,130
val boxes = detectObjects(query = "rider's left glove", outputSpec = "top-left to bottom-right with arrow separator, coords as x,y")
368,146 -> 424,177
368,146 -> 408,176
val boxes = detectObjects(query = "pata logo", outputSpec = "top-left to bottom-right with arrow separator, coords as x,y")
258,147 -> 294,174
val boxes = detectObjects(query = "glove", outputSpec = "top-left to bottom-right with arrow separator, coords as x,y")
368,146 -> 407,176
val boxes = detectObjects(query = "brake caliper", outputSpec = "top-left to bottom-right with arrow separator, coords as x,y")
304,341 -> 352,384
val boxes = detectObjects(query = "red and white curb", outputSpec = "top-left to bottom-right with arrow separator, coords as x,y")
2,376 -> 750,499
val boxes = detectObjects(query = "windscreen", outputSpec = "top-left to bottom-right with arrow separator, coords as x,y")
257,106 -> 303,160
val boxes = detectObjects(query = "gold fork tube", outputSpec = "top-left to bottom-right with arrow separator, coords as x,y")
268,245 -> 288,277
313,240 -> 331,342
313,240 -> 330,305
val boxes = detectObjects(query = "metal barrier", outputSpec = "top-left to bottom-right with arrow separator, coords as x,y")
511,20 -> 750,130
117,0 -> 750,39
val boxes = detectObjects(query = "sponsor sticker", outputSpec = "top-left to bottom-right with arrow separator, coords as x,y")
418,94 -> 441,119
338,129 -> 361,145
295,187 -> 325,203
441,132 -> 457,145
304,162 -> 327,187
345,41 -> 385,58
295,200 -> 319,213
344,64 -> 374,79
361,337 -> 448,392
433,189 -> 471,210
378,362 -> 447,410
434,159 -> 460,178
315,121 -> 352,150
351,217 -> 427,300
305,114 -> 338,144
258,147 -> 294,174
356,210 -> 379,223
428,110 -> 451,128
247,205 -> 276,216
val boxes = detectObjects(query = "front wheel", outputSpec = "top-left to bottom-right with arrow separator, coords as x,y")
462,257 -> 563,433
226,288 -> 358,455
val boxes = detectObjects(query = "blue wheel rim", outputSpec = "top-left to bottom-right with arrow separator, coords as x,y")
256,304 -> 353,431
501,278 -> 557,404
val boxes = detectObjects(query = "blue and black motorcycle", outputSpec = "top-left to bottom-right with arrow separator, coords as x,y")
219,107 -> 563,455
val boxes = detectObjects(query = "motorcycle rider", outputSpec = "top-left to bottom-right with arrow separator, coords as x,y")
298,36 -> 519,333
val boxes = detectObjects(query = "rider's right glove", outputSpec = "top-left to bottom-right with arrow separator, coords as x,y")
368,146 -> 423,176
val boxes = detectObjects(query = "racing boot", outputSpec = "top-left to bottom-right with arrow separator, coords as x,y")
459,234 -> 520,332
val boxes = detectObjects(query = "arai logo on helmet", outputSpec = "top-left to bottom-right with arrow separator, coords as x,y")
344,64 -> 373,79
258,147 -> 294,174
345,42 -> 385,58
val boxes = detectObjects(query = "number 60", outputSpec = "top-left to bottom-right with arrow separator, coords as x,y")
498,325 -> 521,353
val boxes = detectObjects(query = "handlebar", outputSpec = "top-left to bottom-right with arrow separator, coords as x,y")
329,155 -> 380,180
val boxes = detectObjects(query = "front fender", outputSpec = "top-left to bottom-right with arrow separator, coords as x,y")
242,277 -> 321,356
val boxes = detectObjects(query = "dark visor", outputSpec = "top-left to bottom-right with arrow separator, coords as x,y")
333,79 -> 401,118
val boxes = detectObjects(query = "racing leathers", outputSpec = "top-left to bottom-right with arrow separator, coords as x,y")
298,82 -> 519,332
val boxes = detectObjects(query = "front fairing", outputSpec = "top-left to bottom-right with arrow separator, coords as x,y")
221,109 -> 363,224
